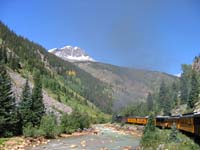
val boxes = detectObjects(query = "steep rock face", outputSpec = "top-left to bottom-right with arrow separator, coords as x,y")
49,46 -> 95,62
8,70 -> 72,118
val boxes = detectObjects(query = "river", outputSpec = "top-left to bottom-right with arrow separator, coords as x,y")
27,124 -> 141,150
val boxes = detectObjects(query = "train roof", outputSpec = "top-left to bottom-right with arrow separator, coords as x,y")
194,112 -> 200,117
126,116 -> 148,118
182,112 -> 195,116
156,116 -> 169,118
168,116 -> 180,119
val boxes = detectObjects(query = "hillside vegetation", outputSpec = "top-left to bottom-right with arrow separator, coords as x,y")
0,21 -> 112,139
0,21 -> 113,113
76,62 -> 177,111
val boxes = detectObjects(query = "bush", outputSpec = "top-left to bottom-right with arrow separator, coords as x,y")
60,113 -> 77,134
143,112 -> 155,134
3,131 -> 13,137
140,128 -> 200,150
39,115 -> 60,139
23,123 -> 44,138
168,123 -> 179,143
23,123 -> 34,137
23,115 -> 61,139
0,138 -> 8,145
61,110 -> 91,134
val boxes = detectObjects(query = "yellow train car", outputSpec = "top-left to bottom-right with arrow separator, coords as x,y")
167,116 -> 179,128
136,117 -> 148,125
124,112 -> 200,137
127,117 -> 137,124
178,115 -> 195,134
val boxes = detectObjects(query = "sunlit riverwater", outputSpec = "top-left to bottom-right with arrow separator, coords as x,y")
28,124 -> 140,150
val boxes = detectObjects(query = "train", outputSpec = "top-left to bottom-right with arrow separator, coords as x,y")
118,112 -> 200,137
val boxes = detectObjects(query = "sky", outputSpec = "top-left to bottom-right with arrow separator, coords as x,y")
1,0 -> 200,75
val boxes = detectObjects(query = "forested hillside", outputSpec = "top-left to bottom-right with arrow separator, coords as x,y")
0,21 -> 113,113
119,56 -> 200,117
76,62 -> 177,111
0,20 -> 112,138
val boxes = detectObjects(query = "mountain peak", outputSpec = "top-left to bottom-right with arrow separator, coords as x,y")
48,45 -> 95,62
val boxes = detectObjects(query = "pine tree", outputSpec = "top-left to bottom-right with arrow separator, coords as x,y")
2,47 -> 7,64
19,79 -> 33,127
158,81 -> 166,108
171,82 -> 178,106
180,64 -> 192,104
0,46 -> 3,62
144,112 -> 155,134
57,94 -> 61,102
9,53 -> 18,70
168,123 -> 179,143
188,70 -> 199,108
147,92 -> 153,112
0,65 -> 18,136
32,70 -> 45,126
158,81 -> 171,115
0,46 -> 7,64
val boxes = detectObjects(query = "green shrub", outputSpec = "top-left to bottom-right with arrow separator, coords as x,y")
143,112 -> 155,134
32,129 -> 45,138
3,131 -> 13,137
140,128 -> 200,150
23,123 -> 35,137
60,113 -> 77,134
39,115 -> 60,139
23,115 -> 61,138
0,138 -> 8,145
61,110 -> 91,134
23,123 -> 44,138
168,123 -> 179,143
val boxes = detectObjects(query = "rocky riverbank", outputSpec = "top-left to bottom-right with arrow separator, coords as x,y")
0,137 -> 50,150
0,127 -> 97,150
104,123 -> 144,137
1,124 -> 143,150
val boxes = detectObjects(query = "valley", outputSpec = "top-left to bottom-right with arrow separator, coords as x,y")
1,1 -> 200,149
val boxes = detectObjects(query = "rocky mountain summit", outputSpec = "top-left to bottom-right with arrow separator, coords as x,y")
49,46 -> 95,62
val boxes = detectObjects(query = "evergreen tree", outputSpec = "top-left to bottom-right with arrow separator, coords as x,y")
171,82 -> 179,106
0,65 -> 18,136
180,64 -> 192,104
0,46 -> 7,64
0,46 -> 3,62
168,123 -> 179,143
158,81 -> 171,115
147,92 -> 153,112
3,47 -> 7,64
57,94 -> 61,102
144,112 -> 155,133
19,79 -> 33,127
32,70 -> 45,126
158,81 -> 166,108
188,70 -> 199,108
9,53 -> 18,70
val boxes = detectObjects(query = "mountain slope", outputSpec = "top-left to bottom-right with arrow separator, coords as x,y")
0,21 -> 112,113
75,62 -> 177,111
47,45 -> 177,111
8,68 -> 72,118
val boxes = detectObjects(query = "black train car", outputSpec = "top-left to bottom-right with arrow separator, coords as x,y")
156,116 -> 169,128
194,113 -> 200,136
